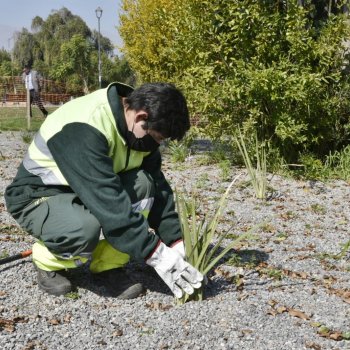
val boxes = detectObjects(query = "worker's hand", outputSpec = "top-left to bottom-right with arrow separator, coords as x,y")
170,239 -> 209,286
146,242 -> 203,298
170,239 -> 185,259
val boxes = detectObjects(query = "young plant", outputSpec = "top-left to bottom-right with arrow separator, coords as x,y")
324,145 -> 350,181
21,131 -> 33,144
167,140 -> 189,163
218,159 -> 231,181
175,175 -> 251,304
234,130 -> 267,199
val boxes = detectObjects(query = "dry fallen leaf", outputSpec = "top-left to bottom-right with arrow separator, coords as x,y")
13,316 -> 28,324
214,267 -> 234,281
21,341 -> 36,350
328,288 -> 350,304
0,318 -> 15,332
318,328 -> 344,341
329,331 -> 343,341
48,318 -> 60,325
145,302 -> 172,311
287,308 -> 311,320
267,299 -> 278,307
276,306 -> 288,314
64,314 -> 72,323
112,329 -> 123,337
305,341 -> 321,350
267,309 -> 278,317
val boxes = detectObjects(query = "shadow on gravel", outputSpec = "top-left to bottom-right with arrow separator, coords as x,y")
203,249 -> 270,298
65,262 -> 174,297
4,249 -> 272,299
228,248 -> 270,266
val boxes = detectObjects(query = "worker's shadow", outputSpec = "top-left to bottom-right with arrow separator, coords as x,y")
70,248 -> 269,298
69,262 -> 177,297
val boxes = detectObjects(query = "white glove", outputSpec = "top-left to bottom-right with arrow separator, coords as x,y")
170,239 -> 209,285
170,240 -> 185,259
146,242 -> 203,298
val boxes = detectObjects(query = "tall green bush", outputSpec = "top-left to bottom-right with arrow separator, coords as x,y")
120,0 -> 350,163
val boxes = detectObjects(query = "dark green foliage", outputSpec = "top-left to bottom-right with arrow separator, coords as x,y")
4,7 -> 135,93
189,1 -> 350,163
120,0 -> 350,164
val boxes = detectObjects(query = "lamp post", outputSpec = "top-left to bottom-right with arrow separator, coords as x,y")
95,6 -> 103,88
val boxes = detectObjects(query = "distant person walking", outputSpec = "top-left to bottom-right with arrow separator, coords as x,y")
22,65 -> 48,118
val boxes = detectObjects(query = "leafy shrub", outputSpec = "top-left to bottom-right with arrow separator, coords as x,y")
120,0 -> 350,164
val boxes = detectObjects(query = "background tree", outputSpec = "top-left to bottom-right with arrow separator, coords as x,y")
6,6 -> 135,94
50,34 -> 93,94
0,49 -> 12,76
12,28 -> 41,68
29,8 -> 92,72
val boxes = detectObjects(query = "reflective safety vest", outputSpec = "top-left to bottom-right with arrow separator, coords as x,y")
23,83 -> 149,186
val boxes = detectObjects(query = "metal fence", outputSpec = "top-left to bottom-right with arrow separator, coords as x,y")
0,76 -> 73,106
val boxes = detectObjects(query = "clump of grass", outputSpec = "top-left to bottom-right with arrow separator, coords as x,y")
324,145 -> 350,181
167,141 -> 189,163
0,107 -> 51,131
21,131 -> 33,144
0,150 -> 6,160
195,173 -> 209,189
175,175 -> 252,304
218,159 -> 231,181
310,203 -> 326,215
298,153 -> 324,180
65,291 -> 81,300
234,130 -> 267,199
0,250 -> 9,259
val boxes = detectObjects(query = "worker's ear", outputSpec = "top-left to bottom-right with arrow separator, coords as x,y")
135,110 -> 148,123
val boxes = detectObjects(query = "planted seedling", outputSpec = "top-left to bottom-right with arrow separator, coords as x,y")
175,175 -> 253,304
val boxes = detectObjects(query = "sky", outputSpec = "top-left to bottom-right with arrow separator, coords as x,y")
0,0 -> 123,54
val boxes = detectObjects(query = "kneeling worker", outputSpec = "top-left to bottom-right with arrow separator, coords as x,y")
5,82 -> 203,299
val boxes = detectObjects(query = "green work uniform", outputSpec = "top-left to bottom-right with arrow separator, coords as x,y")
5,82 -> 182,272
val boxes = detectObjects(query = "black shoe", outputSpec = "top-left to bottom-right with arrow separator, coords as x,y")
35,265 -> 72,296
43,111 -> 48,118
93,268 -> 144,299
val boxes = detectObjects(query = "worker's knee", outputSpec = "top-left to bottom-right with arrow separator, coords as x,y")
40,194 -> 101,256
42,214 -> 100,257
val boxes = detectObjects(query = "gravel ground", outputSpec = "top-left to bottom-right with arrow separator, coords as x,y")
0,130 -> 349,350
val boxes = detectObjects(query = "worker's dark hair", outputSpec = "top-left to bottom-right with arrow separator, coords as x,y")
124,83 -> 190,141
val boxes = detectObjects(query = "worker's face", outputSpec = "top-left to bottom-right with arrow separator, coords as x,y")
126,110 -> 165,152
133,121 -> 165,144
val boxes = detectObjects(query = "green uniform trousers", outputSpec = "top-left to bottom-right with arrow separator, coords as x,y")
14,169 -> 155,272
